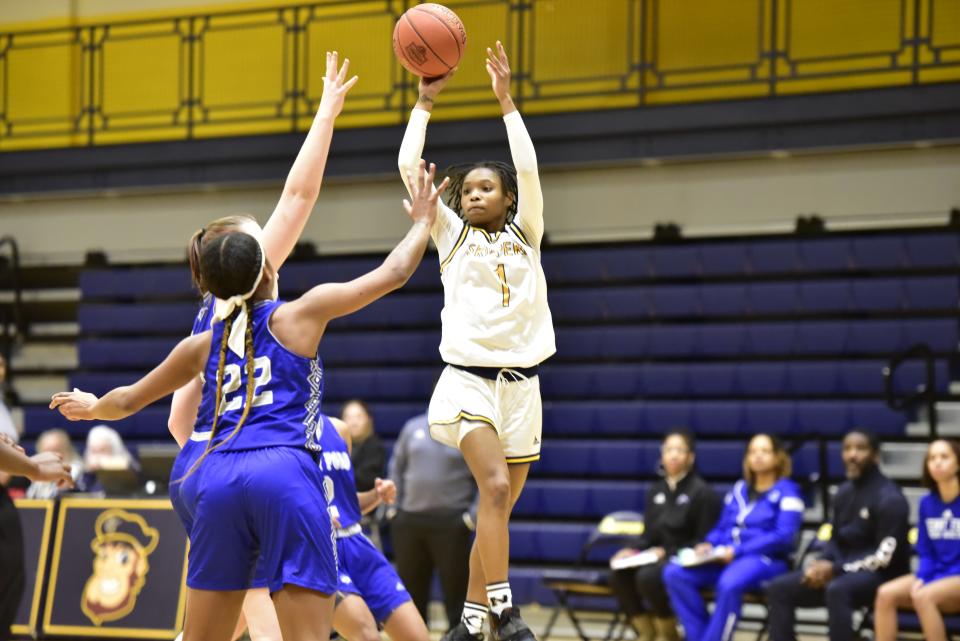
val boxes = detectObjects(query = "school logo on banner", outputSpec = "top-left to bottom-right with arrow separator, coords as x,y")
43,498 -> 188,639
81,509 -> 160,625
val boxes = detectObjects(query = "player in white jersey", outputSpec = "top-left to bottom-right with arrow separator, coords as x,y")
398,41 -> 555,641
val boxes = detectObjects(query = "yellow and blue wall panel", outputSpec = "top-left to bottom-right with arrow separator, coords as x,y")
0,0 -> 958,151
11,499 -> 55,638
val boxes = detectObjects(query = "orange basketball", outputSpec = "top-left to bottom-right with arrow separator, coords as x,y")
393,3 -> 467,78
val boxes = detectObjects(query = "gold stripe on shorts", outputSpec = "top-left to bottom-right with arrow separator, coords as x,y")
431,411 -> 497,429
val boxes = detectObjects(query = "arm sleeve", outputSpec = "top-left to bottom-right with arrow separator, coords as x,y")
706,493 -> 738,546
398,108 -> 462,254
387,422 -> 411,508
838,492 -> 910,575
502,111 -> 544,246
734,490 -> 805,558
915,498 -> 935,582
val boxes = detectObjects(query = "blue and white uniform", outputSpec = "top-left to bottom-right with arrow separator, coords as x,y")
173,299 -> 336,593
916,491 -> 960,584
316,415 -> 412,623
169,293 -> 215,536
664,478 -> 804,641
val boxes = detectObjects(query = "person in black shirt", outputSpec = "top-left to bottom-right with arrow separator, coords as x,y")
342,399 -> 386,492
765,429 -> 910,641
609,430 -> 721,641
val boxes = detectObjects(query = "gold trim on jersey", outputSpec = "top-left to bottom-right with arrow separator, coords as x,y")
506,454 -> 540,464
431,410 -> 497,429
470,226 -> 502,243
439,223 -> 469,274
508,222 -> 532,248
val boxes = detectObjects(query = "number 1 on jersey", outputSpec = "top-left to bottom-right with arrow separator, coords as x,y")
495,264 -> 510,307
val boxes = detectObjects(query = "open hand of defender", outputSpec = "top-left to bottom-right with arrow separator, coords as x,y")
318,51 -> 359,119
49,388 -> 99,421
404,160 -> 449,226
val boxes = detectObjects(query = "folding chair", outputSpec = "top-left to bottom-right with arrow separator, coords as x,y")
541,511 -> 644,641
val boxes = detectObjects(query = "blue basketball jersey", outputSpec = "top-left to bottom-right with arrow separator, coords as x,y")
192,293 -> 215,335
194,299 -> 325,452
316,414 -> 362,530
191,294 -> 216,434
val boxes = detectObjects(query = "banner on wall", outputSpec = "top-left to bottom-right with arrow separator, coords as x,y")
42,498 -> 187,639
11,499 -> 55,637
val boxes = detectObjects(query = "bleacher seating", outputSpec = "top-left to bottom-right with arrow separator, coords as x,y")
23,226 -> 960,611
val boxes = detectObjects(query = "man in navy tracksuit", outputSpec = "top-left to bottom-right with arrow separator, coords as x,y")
664,434 -> 804,641
765,430 -> 910,641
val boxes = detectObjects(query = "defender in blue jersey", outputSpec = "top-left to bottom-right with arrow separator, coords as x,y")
874,438 -> 960,641
51,163 -> 448,641
313,414 -> 430,641
663,434 -> 804,641
164,51 -> 357,641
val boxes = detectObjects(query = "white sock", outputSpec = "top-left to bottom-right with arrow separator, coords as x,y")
487,582 -> 513,616
462,601 -> 488,634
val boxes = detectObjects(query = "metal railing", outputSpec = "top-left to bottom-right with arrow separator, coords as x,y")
884,342 -> 939,438
1,0 -> 958,151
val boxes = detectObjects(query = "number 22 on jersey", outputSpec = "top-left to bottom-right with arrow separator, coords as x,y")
218,355 -> 273,415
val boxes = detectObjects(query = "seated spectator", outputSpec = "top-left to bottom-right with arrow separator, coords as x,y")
766,429 -> 910,641
342,399 -> 385,492
82,425 -> 137,493
874,438 -> 960,641
609,430 -> 720,641
663,433 -> 804,641
26,429 -> 87,498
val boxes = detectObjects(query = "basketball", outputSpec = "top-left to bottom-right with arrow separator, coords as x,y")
393,3 -> 467,78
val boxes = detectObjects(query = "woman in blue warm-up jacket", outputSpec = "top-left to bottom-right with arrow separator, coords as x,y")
663,433 -> 804,641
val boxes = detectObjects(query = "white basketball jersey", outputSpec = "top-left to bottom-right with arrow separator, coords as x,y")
433,206 -> 555,368
400,108 -> 556,368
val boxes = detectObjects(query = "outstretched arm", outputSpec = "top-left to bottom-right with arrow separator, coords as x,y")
167,378 -> 202,447
263,51 -> 358,270
166,56 -> 355,446
487,42 -> 544,245
272,162 -> 449,356
398,71 -> 462,249
51,332 -> 211,422
0,441 -> 73,486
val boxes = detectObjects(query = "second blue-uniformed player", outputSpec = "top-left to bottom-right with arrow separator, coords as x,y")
313,414 -> 431,641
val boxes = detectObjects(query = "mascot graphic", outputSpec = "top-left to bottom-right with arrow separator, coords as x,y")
81,509 -> 160,625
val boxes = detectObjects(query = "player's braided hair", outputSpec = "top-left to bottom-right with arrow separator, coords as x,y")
187,214 -> 257,294
442,161 -> 518,225
175,231 -> 262,482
